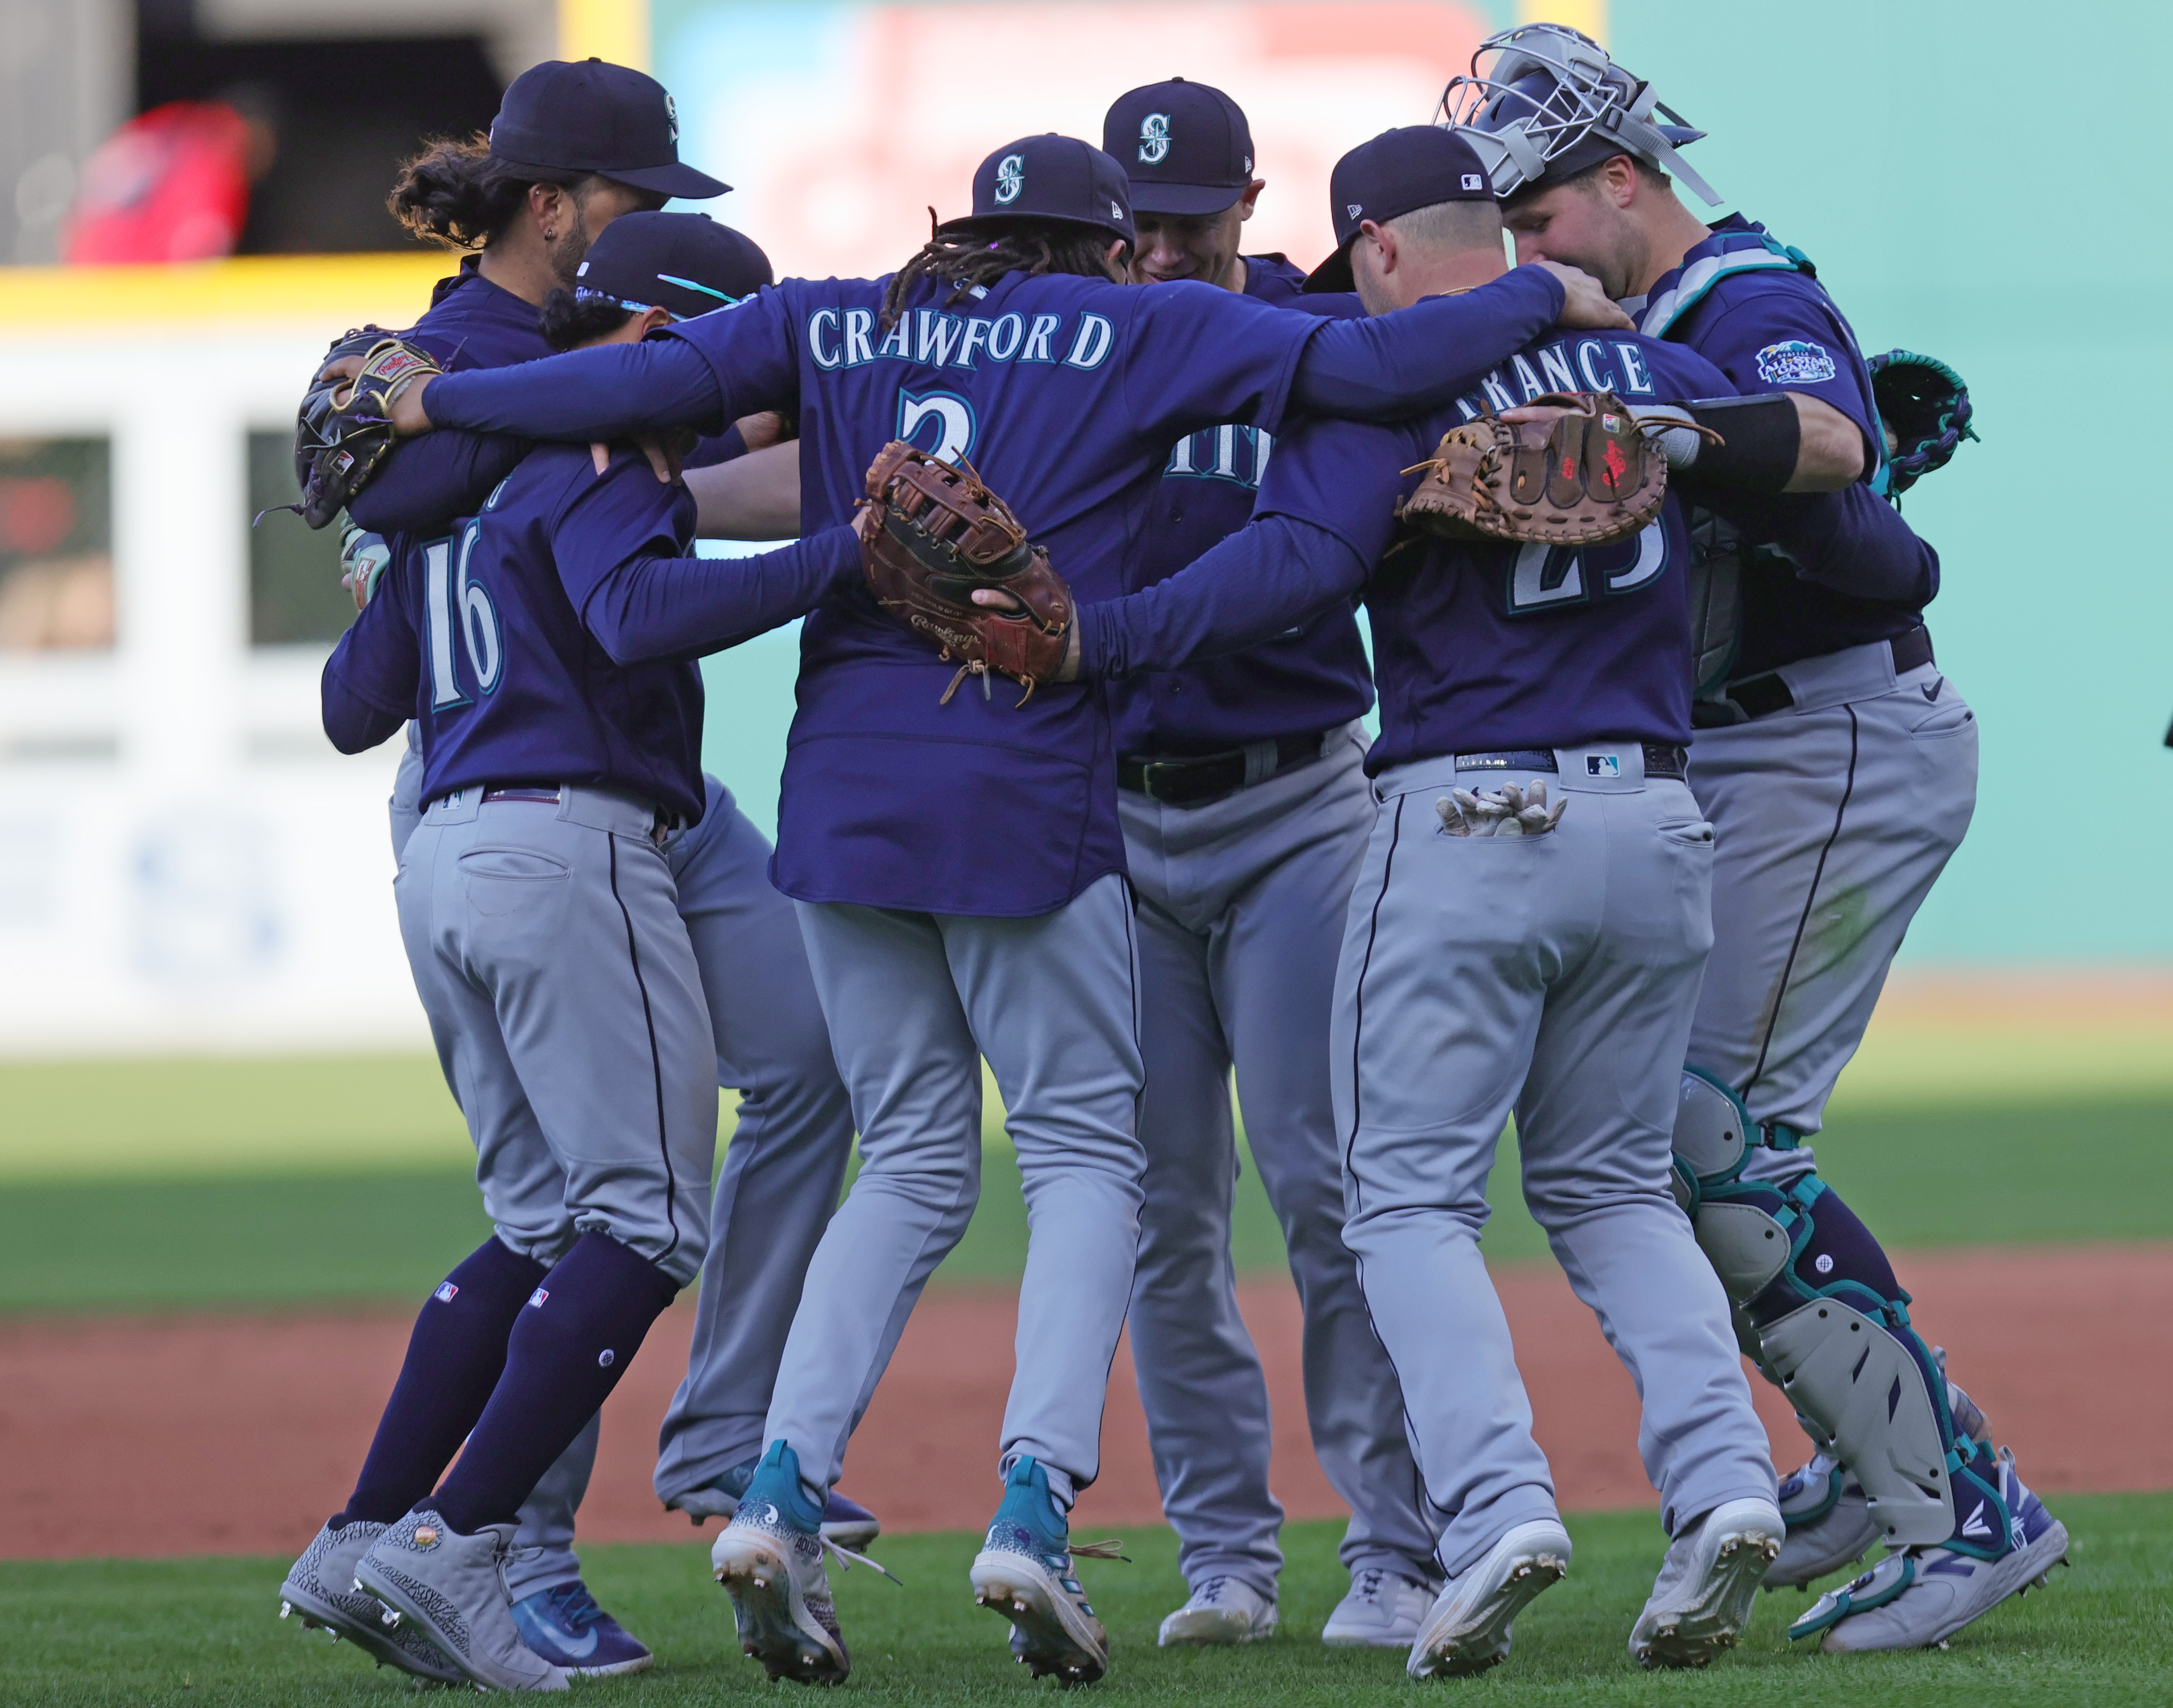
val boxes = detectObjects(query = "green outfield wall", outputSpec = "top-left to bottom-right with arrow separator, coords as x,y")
689,0 -> 2173,962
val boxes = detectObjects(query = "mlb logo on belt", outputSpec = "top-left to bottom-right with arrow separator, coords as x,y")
1586,754 -> 1621,778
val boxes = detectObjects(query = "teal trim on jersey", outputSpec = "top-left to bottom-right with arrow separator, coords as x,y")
1634,239 -> 1801,339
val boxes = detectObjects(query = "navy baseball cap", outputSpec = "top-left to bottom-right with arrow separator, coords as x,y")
488,58 -> 727,200
1303,127 -> 1496,293
1102,78 -> 1256,216
938,134 -> 1135,245
572,211 -> 772,319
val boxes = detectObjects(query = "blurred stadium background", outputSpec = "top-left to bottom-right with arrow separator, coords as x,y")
0,0 -> 2168,1583
1,0 -> 2168,1063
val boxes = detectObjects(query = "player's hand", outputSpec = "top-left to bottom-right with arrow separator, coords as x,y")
1528,261 -> 1633,331
733,410 -> 793,453
633,430 -> 696,483
316,352 -> 364,403
386,371 -> 435,436
969,586 -> 1080,681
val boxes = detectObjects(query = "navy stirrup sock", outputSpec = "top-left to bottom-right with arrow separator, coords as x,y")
333,1236 -> 549,1527
431,1232 -> 679,1534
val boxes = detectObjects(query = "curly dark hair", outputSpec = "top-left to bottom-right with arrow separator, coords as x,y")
389,135 -> 590,251
537,287 -> 636,352
879,211 -> 1127,331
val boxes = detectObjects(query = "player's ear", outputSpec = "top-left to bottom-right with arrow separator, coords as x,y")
634,306 -> 675,337
1360,218 -> 1394,277
1238,180 -> 1265,220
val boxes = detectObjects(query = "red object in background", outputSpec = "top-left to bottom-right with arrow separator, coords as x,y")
0,479 -> 76,555
61,102 -> 254,266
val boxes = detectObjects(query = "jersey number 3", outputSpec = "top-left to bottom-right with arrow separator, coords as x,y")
423,521 -> 503,709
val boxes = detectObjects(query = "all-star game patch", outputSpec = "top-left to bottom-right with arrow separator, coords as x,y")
1755,339 -> 1839,385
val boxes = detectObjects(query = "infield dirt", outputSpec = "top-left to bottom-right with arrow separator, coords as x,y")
3,1243 -> 2165,1561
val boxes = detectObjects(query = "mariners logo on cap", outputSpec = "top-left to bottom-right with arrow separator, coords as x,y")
665,92 -> 679,144
995,152 -> 1024,204
1138,113 -> 1171,164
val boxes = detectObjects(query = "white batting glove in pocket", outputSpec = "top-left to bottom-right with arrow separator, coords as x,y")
339,522 -> 392,611
1436,781 -> 1567,838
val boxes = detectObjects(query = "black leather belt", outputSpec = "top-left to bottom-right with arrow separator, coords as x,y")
1698,627 -> 1934,726
1119,730 -> 1330,807
1455,744 -> 1688,780
481,786 -> 562,804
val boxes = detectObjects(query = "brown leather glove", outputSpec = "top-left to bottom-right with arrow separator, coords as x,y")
858,440 -> 1073,704
1397,390 -> 1670,548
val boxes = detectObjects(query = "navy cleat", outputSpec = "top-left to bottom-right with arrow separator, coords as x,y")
970,1456 -> 1126,1684
510,1580 -> 653,1677
671,1454 -> 882,1550
1791,1445 -> 2069,1652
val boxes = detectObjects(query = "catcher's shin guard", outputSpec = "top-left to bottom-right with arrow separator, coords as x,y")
1671,1070 -> 1965,1551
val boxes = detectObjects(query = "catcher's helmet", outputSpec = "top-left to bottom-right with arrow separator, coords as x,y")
1441,23 -> 1721,207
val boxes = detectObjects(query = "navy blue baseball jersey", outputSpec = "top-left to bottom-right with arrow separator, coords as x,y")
418,262 -> 1572,914
1095,328 -> 1738,770
1112,254 -> 1374,757
346,260 -> 551,535
324,444 -> 709,823
1633,216 -> 1928,675
673,269 -> 1326,916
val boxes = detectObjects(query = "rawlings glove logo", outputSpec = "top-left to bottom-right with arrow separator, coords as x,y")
1755,340 -> 1838,386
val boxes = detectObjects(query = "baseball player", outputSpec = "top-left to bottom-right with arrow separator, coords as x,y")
1451,23 -> 2068,1651
386,131 -> 1635,1685
294,211 -> 869,1692
1061,127 -> 1965,1675
285,68 -> 872,1685
1097,78 -> 1438,1649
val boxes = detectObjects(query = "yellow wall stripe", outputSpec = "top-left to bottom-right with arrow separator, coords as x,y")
0,254 -> 459,333
1518,1 -> 1607,43
559,0 -> 652,71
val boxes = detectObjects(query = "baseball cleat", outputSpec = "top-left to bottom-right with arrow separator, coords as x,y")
354,1508 -> 567,1691
510,1579 -> 652,1677
1767,1454 -> 1878,1589
1405,1517 -> 1571,1680
1157,1575 -> 1277,1646
1793,1447 -> 2069,1652
278,1518 -> 463,1684
969,1456 -> 1124,1683
670,1453 -> 883,1550
1631,1497 -> 1784,1669
710,1440 -> 860,1685
1321,1566 -> 1435,1648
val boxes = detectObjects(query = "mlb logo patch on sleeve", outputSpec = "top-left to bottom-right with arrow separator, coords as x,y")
433,1282 -> 459,1304
1755,340 -> 1838,385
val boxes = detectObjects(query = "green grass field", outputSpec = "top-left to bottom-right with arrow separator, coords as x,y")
5,1499 -> 2163,1707
1,1082 -> 2166,1312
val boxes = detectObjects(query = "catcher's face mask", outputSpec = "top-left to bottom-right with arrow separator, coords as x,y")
1441,23 -> 1721,208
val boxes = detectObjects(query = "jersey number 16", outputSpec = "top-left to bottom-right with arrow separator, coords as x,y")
423,521 -> 503,709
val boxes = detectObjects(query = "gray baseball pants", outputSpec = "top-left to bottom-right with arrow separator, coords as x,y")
772,875 -> 1146,1504
1120,725 -> 1434,1598
393,755 -> 852,1599
1690,648 -> 1978,1186
1333,748 -> 1777,1578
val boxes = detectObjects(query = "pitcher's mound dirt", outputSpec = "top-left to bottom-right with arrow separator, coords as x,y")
1,1244 -> 2164,1561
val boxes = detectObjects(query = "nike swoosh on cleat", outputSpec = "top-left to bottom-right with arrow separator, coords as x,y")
548,1625 -> 599,1658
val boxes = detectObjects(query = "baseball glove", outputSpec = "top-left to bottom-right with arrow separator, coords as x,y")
1867,349 -> 1976,495
292,327 -> 442,529
859,440 -> 1073,705
1398,391 -> 1667,548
